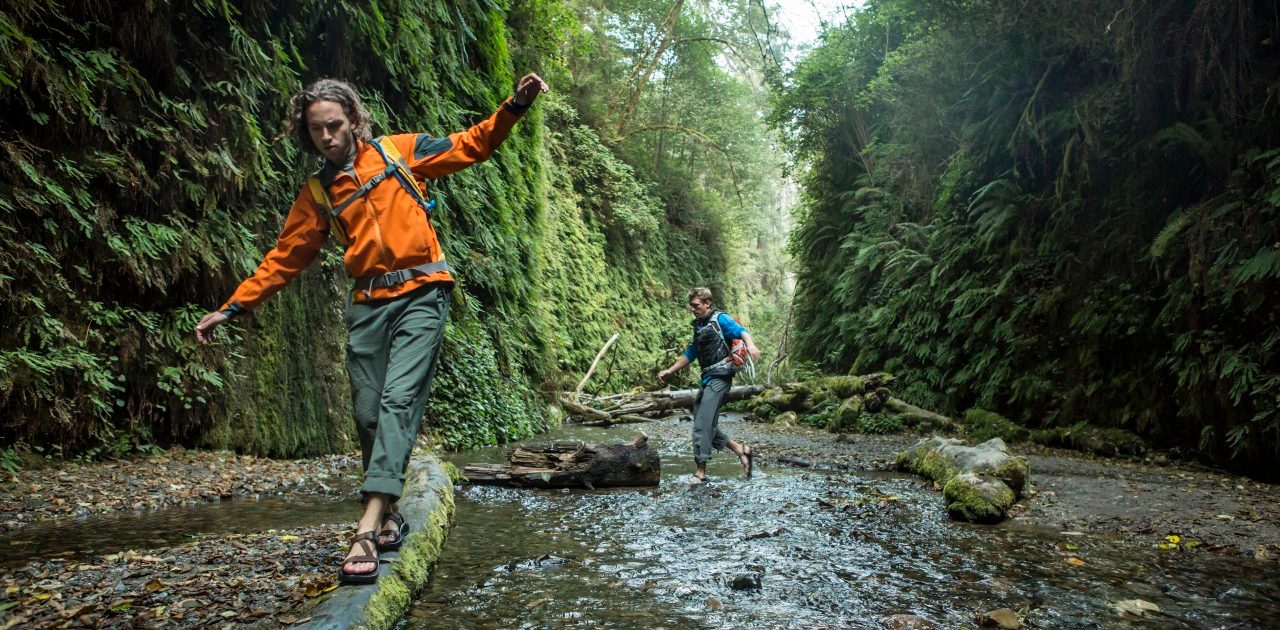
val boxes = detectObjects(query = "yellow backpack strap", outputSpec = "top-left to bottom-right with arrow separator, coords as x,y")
374,137 -> 436,217
307,175 -> 348,246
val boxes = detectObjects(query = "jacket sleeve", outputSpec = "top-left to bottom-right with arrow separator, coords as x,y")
218,186 -> 328,315
406,98 -> 528,180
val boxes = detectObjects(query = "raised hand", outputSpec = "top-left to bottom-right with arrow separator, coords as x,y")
513,73 -> 549,106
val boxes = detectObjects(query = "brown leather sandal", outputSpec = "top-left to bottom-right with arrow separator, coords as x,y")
378,510 -> 410,552
338,531 -> 380,585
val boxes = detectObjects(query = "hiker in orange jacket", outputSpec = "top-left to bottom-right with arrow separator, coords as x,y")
195,73 -> 547,584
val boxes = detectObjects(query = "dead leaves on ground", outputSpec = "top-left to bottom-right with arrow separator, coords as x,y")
0,525 -> 353,628
0,450 -> 361,533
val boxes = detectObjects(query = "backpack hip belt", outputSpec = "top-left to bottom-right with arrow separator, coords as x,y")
354,259 -> 455,298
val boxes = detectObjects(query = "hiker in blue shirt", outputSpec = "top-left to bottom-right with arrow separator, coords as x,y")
658,287 -> 761,483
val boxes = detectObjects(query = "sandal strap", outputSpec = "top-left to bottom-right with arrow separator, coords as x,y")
349,531 -> 379,557
381,511 -> 406,530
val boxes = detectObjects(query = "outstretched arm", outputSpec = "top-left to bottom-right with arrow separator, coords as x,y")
409,73 -> 549,180
658,355 -> 691,382
194,187 -> 326,344
659,341 -> 697,382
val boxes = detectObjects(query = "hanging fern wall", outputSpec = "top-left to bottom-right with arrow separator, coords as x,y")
0,0 -> 733,456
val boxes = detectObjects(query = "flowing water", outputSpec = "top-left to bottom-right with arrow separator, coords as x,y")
0,494 -> 360,568
406,417 -> 1280,629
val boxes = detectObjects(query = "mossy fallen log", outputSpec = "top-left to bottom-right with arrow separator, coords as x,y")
462,433 -> 660,489
895,436 -> 1029,524
885,398 -> 956,432
565,386 -> 766,422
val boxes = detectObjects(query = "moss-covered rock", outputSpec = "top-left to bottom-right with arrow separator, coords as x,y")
773,411 -> 799,426
943,472 -> 1015,523
895,436 -> 1029,523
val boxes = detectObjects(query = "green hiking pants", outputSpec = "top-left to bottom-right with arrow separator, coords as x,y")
345,283 -> 451,500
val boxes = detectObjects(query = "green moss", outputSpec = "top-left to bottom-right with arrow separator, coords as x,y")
827,396 -> 864,433
1031,422 -> 1147,457
962,408 -> 1031,444
990,456 -> 1029,497
772,411 -> 799,426
358,479 -> 455,630
943,474 -> 1014,524
819,375 -> 869,399
439,460 -> 466,486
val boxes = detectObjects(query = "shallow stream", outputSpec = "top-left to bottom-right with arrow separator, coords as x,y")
406,416 -> 1280,629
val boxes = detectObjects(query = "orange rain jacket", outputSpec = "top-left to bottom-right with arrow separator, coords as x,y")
218,99 -> 528,316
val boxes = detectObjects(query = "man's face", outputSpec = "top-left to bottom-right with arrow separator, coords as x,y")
306,100 -> 354,163
688,297 -> 712,318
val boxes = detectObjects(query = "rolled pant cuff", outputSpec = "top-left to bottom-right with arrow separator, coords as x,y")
361,475 -> 406,502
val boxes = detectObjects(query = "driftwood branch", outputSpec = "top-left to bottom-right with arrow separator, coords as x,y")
558,395 -> 613,423
575,333 -> 620,400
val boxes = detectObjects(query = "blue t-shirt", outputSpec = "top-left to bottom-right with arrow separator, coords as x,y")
683,312 -> 748,383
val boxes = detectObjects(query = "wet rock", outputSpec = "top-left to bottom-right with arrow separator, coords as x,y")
879,613 -> 935,629
773,411 -> 799,426
895,436 -> 1029,523
729,569 -> 763,591
1111,599 -> 1160,617
977,577 -> 1016,593
980,608 -> 1021,628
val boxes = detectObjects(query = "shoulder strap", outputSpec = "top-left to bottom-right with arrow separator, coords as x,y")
307,175 -> 348,246
372,137 -> 436,218
708,311 -> 724,334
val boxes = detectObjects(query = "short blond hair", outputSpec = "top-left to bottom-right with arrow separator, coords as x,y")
688,287 -> 713,303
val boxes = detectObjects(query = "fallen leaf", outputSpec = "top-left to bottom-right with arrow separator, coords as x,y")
145,579 -> 165,592
1066,557 -> 1085,566
280,535 -> 300,543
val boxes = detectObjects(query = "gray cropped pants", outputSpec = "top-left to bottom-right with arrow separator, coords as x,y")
692,377 -> 732,464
